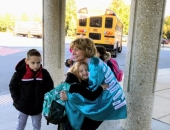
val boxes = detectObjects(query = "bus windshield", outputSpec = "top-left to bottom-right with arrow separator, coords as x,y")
90,17 -> 102,27
105,17 -> 113,28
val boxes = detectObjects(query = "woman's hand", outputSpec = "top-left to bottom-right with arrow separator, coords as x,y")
101,84 -> 109,90
60,91 -> 68,101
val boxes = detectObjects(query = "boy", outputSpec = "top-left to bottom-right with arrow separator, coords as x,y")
9,49 -> 54,130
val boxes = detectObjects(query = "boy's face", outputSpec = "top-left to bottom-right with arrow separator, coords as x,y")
25,56 -> 42,71
78,64 -> 89,80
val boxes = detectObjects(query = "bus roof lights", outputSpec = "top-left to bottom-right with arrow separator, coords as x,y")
78,8 -> 88,14
105,9 -> 116,16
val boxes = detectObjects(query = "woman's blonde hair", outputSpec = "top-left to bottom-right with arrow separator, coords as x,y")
70,37 -> 97,58
68,61 -> 88,82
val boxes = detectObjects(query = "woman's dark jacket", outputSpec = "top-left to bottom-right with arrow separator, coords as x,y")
65,59 -> 74,68
9,58 -> 54,115
65,72 -> 103,101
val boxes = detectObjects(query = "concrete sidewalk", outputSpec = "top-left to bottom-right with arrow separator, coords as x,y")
152,68 -> 170,125
0,68 -> 170,130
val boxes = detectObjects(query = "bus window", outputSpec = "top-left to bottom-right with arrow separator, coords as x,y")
89,33 -> 101,40
105,17 -> 113,28
90,17 -> 102,27
79,15 -> 87,26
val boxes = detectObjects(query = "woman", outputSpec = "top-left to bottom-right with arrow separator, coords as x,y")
60,38 -> 127,130
56,61 -> 108,130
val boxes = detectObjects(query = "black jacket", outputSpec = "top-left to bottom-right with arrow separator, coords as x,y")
65,72 -> 103,101
9,58 -> 54,115
65,59 -> 74,67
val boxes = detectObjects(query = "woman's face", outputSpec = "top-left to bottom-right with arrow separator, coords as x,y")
72,47 -> 86,62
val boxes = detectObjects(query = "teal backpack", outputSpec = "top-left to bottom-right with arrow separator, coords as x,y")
42,82 -> 71,125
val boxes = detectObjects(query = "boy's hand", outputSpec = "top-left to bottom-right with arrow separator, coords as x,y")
101,84 -> 108,90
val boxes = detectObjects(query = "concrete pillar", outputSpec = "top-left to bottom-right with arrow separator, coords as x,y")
121,0 -> 166,130
43,0 -> 66,85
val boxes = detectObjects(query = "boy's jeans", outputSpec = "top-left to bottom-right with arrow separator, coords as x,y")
16,111 -> 42,130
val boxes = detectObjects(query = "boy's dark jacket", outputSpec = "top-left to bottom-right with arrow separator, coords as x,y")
9,58 -> 54,115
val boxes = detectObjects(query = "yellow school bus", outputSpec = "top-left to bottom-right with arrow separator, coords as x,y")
76,7 -> 123,58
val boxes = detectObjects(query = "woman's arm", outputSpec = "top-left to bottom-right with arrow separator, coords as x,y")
69,83 -> 108,101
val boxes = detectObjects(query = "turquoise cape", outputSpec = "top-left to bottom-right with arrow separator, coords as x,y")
65,57 -> 127,130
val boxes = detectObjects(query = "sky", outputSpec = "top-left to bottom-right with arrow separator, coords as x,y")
0,0 -> 42,16
121,0 -> 170,17
123,0 -> 170,17
75,0 -> 170,17
0,0 -> 169,17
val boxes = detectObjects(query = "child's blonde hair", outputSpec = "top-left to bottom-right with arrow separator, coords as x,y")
68,61 -> 88,82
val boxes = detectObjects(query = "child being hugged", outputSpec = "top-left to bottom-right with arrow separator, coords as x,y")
9,49 -> 54,130
60,61 -> 108,104
56,61 -> 108,130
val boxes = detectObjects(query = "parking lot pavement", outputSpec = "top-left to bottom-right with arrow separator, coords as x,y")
1,68 -> 170,130
0,103 -> 57,130
0,33 -> 42,47
1,32 -> 170,129
0,32 -> 73,48
0,102 -> 170,130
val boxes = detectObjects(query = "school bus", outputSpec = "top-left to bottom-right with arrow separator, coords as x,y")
76,7 -> 123,58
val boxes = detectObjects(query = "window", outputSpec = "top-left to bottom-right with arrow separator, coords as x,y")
90,17 -> 102,27
105,17 -> 113,28
79,15 -> 87,26
89,33 -> 101,40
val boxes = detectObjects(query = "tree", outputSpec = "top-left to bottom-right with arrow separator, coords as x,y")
108,0 -> 130,35
166,30 -> 170,39
163,16 -> 170,39
65,0 -> 77,36
20,13 -> 30,21
67,17 -> 77,36
33,14 -> 42,22
0,14 -> 15,32
164,16 -> 170,25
